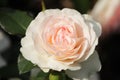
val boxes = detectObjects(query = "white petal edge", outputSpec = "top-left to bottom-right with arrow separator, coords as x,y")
65,51 -> 101,80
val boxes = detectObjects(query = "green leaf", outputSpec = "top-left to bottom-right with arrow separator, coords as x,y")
18,54 -> 35,74
72,0 -> 90,13
0,8 -> 33,35
66,51 -> 101,80
30,68 -> 49,80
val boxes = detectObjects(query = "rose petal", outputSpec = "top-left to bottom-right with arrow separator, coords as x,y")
20,35 -> 50,72
83,15 -> 101,38
79,15 -> 101,61
65,51 -> 101,80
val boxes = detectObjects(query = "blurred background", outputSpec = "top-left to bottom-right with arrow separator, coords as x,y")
0,0 -> 120,80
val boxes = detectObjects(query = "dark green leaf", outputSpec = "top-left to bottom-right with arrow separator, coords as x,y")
18,54 -> 35,74
72,0 -> 90,13
30,68 -> 49,80
0,8 -> 33,35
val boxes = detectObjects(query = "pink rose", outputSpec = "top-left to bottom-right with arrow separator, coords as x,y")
20,8 -> 101,75
90,0 -> 120,36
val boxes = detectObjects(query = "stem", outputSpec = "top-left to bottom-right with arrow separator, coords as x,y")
41,0 -> 46,11
49,70 -> 66,80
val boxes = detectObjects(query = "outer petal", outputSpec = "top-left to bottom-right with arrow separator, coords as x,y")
83,15 -> 101,39
79,15 -> 101,61
20,35 -> 50,71
65,51 -> 101,80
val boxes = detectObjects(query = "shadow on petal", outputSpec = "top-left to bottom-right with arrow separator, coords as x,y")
65,51 -> 101,80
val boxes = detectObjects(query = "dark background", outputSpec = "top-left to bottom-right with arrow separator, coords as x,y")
0,0 -> 120,80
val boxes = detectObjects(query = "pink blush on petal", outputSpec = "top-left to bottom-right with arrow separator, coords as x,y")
39,15 -> 87,62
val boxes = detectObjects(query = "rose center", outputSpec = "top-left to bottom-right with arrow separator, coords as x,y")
53,26 -> 73,49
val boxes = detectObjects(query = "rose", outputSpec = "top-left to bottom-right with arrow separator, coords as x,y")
20,8 -> 101,78
90,0 -> 120,36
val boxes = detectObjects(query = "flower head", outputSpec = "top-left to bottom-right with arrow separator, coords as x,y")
20,8 -> 101,79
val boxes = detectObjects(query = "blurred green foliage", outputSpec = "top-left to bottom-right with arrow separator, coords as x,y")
0,8 -> 33,35
72,0 -> 90,13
